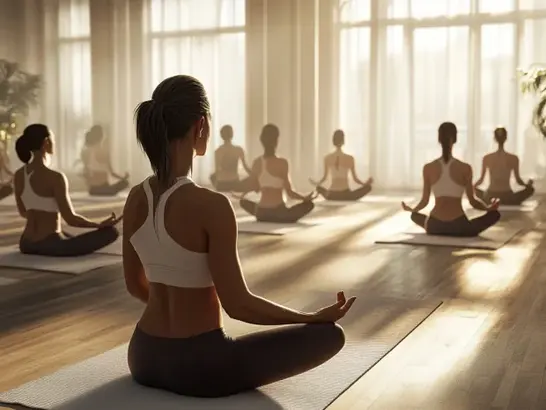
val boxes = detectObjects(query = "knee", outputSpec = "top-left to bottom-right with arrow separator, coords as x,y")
489,210 -> 501,223
410,212 -> 419,224
312,322 -> 346,355
101,225 -> 120,239
304,200 -> 315,213
528,186 -> 536,195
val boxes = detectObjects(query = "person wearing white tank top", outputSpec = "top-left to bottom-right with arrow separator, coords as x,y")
310,130 -> 373,201
401,122 -> 500,237
209,125 -> 252,192
474,127 -> 535,205
237,124 -> 317,223
125,76 -> 352,398
81,125 -> 130,196
13,124 -> 120,256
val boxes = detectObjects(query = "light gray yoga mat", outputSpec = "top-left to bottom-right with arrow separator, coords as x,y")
375,226 -> 521,250
0,246 -> 121,274
0,298 -> 442,410
317,194 -> 415,207
237,219 -> 318,235
498,200 -> 539,212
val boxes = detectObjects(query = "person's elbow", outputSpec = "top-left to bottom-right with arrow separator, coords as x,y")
220,291 -> 255,321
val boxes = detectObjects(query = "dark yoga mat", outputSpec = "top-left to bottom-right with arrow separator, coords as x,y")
0,296 -> 442,410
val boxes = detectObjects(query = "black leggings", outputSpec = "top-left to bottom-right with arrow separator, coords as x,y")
475,186 -> 535,206
0,184 -> 13,201
316,185 -> 371,201
410,211 -> 500,237
210,174 -> 249,193
19,227 -> 119,257
89,179 -> 129,196
240,199 -> 315,223
128,323 -> 345,398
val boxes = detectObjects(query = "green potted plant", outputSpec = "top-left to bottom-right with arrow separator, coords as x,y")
0,59 -> 41,146
518,64 -> 546,138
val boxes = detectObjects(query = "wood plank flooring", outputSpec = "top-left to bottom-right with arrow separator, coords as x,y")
1,193 -> 545,409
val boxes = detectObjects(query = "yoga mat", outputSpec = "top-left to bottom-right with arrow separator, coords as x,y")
317,195 -> 414,207
0,246 -> 121,274
0,297 -> 442,410
237,219 -> 317,235
375,226 -> 521,250
498,200 -> 539,212
70,191 -> 128,203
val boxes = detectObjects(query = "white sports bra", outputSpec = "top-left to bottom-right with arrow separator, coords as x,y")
431,159 -> 465,198
20,167 -> 59,213
129,176 -> 213,288
258,157 -> 284,189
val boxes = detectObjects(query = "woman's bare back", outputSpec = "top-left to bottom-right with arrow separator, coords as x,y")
484,151 -> 516,192
253,156 -> 287,207
124,179 -> 222,338
425,158 -> 469,220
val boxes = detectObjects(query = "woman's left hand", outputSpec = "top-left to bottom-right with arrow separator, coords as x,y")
401,201 -> 413,212
304,191 -> 318,202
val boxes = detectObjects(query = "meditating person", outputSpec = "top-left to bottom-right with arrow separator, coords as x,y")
13,124 -> 120,256
310,129 -> 373,201
209,125 -> 251,192
474,127 -> 535,206
125,75 -> 353,398
401,122 -> 500,237
0,139 -> 14,201
81,125 -> 130,196
237,124 -> 316,223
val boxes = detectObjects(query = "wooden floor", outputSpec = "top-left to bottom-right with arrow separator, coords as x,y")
1,193 -> 546,409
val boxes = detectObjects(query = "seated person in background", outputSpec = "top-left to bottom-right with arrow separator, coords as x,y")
125,74 -> 353,398
14,124 -> 120,256
210,125 -> 251,192
474,127 -> 535,206
401,122 -> 500,237
238,124 -> 316,223
310,130 -> 373,201
0,139 -> 14,200
81,125 -> 130,196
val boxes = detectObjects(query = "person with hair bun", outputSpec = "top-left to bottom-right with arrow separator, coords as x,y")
80,124 -> 130,196
236,123 -> 317,223
310,129 -> 373,201
13,124 -> 120,256
474,127 -> 535,206
401,122 -> 500,237
209,125 -> 251,192
124,75 -> 352,398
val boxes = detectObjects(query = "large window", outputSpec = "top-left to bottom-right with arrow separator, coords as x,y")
57,0 -> 92,169
338,0 -> 546,188
148,0 -> 246,182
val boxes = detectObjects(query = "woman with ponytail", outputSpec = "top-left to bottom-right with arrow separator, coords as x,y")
124,75 -> 350,398
310,129 -> 373,201
236,123 -> 317,223
400,122 -> 501,237
80,124 -> 130,196
13,124 -> 120,256
474,127 -> 535,205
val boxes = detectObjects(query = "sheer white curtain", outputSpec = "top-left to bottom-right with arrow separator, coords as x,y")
146,0 -> 246,184
56,0 -> 93,169
337,0 -> 546,190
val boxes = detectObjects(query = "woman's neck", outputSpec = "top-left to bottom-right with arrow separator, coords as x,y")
497,145 -> 505,152
335,147 -> 343,153
30,154 -> 46,167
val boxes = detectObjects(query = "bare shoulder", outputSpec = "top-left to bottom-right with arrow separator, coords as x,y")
193,185 -> 234,217
454,159 -> 472,174
48,169 -> 69,184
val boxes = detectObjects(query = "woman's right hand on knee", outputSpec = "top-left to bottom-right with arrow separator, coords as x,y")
99,212 -> 122,228
311,291 -> 356,323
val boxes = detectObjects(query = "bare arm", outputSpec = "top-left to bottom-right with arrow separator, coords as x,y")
122,186 -> 149,303
474,157 -> 487,188
239,147 -> 252,175
464,165 -> 489,210
13,170 -> 27,218
206,193 -> 316,325
411,166 -> 431,213
316,157 -> 329,186
282,160 -> 307,200
512,157 -> 527,186
349,157 -> 366,185
52,173 -> 102,228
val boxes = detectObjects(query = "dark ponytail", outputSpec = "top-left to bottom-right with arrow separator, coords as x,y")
260,123 -> 280,157
15,123 -> 49,164
134,75 -> 210,185
438,122 -> 457,163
